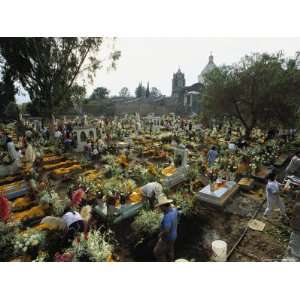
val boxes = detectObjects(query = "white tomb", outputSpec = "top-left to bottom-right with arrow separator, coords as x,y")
73,127 -> 97,152
197,181 -> 239,207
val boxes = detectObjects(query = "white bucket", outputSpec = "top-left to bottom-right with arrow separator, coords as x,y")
175,258 -> 189,262
211,240 -> 227,262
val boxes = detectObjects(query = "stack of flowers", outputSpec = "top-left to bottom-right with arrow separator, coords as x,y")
11,196 -> 33,212
12,205 -> 46,222
69,229 -> 114,262
131,209 -> 162,239
14,229 -> 46,256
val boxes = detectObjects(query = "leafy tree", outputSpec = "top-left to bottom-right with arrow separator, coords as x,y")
90,86 -> 110,100
5,101 -> 19,120
0,37 -> 121,117
119,87 -> 131,97
135,82 -> 146,98
0,65 -> 18,118
150,87 -> 162,98
201,52 -> 300,138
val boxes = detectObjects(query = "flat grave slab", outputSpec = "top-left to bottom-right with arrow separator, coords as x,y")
197,181 -> 239,207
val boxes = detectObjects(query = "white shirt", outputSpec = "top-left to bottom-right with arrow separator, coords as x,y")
54,131 -> 62,138
62,211 -> 83,227
7,141 -> 20,161
228,143 -> 236,151
141,182 -> 162,198
266,180 -> 280,203
25,130 -> 33,138
25,144 -> 36,163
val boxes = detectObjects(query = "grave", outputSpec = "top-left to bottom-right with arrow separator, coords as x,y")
162,145 -> 189,189
72,127 -> 97,152
197,181 -> 239,207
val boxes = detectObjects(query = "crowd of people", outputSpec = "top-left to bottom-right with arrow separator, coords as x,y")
1,113 -> 300,262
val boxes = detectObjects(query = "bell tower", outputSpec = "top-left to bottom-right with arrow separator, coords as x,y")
172,67 -> 185,98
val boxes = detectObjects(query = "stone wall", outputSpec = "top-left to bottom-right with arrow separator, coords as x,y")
113,99 -> 179,116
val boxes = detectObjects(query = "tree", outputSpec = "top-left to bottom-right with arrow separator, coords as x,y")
150,87 -> 162,98
0,65 -> 18,118
135,82 -> 146,98
145,82 -> 150,98
119,87 -> 131,98
90,87 -> 110,100
0,37 -> 121,117
5,101 -> 19,120
201,52 -> 300,138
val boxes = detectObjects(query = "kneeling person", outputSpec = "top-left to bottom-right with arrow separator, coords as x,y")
140,181 -> 163,208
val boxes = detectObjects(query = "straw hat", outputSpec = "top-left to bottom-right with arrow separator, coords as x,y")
155,194 -> 173,208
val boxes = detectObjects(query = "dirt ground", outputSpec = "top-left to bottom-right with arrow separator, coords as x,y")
111,184 -> 294,262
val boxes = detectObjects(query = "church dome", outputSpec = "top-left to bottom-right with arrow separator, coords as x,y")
198,53 -> 217,83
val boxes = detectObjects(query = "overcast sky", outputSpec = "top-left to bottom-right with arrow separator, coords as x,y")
16,38 -> 300,103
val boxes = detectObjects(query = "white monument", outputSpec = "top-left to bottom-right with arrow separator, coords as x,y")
73,127 -> 97,152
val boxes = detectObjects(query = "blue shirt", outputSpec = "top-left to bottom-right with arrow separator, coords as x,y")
161,207 -> 178,241
208,149 -> 218,165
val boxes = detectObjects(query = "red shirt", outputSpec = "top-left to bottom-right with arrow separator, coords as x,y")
0,195 -> 10,223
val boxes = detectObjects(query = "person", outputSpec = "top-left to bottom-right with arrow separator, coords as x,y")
54,128 -> 63,140
0,194 -> 10,223
228,141 -> 236,152
63,132 -> 73,152
264,172 -> 288,221
62,208 -> 85,243
285,152 -> 300,177
25,128 -> 33,139
91,146 -> 99,161
24,137 -> 36,166
225,127 -> 231,141
207,146 -> 218,167
140,182 -> 163,208
6,137 -> 20,162
287,200 -> 300,258
71,187 -> 86,206
154,195 -> 178,262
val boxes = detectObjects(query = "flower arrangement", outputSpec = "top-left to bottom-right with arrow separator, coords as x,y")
11,196 -> 33,212
52,196 -> 70,217
131,209 -> 162,239
33,251 -> 49,262
14,229 -> 46,256
12,205 -> 46,222
70,229 -> 114,262
0,221 -> 18,261
173,191 -> 194,216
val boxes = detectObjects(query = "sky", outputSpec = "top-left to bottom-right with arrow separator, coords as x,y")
16,37 -> 300,103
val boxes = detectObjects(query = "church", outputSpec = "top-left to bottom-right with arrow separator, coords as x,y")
171,53 -> 217,115
91,53 -> 218,117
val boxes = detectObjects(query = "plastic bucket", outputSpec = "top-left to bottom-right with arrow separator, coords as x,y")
175,258 -> 189,262
211,240 -> 227,262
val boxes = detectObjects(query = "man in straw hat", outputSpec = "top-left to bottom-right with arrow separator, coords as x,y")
154,194 -> 178,262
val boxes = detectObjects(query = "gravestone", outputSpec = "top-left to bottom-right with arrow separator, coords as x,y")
162,145 -> 189,189
197,181 -> 239,207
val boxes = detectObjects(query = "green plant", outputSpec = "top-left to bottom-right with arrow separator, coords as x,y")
131,209 -> 162,239
14,230 -> 46,257
70,229 -> 114,262
173,191 -> 194,216
0,221 -> 18,261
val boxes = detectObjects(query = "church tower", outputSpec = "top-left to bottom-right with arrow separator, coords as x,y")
172,68 -> 185,98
